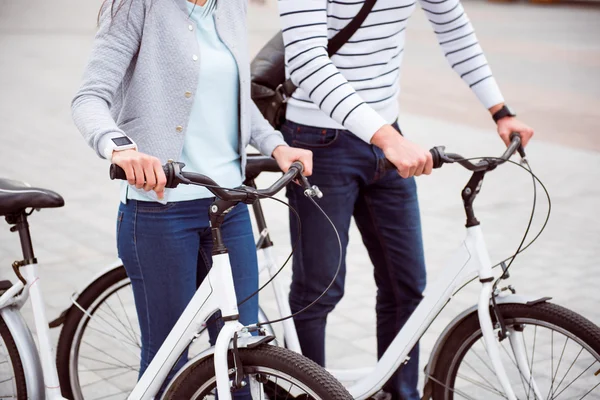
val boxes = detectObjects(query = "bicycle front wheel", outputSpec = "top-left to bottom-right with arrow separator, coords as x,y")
165,344 -> 352,399
430,302 -> 600,400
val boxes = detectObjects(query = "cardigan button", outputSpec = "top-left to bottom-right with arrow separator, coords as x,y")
192,54 -> 198,61
185,91 -> 192,98
176,125 -> 183,132
188,24 -> 194,31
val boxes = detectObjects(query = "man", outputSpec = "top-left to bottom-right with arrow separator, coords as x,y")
277,0 -> 534,399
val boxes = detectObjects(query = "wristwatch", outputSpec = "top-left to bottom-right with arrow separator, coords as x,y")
102,136 -> 137,161
492,105 -> 516,123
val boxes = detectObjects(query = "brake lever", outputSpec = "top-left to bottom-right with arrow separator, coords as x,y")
165,160 -> 191,188
299,175 -> 323,199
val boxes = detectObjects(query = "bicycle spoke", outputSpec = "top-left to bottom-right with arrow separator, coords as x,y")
471,342 -> 500,378
80,302 -> 140,349
501,339 -> 529,394
549,330 -> 554,400
79,342 -> 138,372
548,336 -> 570,399
426,374 -> 479,400
579,381 -> 600,399
284,380 -> 293,400
116,290 -> 140,348
83,365 -> 138,373
456,372 -> 508,398
551,347 -> 584,398
462,358 -> 505,396
102,301 -> 139,346
553,359 -> 597,399
526,325 -> 538,400
86,324 -> 139,349
0,377 -> 14,384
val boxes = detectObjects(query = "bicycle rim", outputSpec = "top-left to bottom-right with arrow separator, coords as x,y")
440,318 -> 600,399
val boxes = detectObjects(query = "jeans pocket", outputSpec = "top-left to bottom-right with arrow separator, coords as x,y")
284,122 -> 340,148
135,201 -> 177,213
293,129 -> 339,148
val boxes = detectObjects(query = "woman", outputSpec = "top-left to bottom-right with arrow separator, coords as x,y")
72,0 -> 312,390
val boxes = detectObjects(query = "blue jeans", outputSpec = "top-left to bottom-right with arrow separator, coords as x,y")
282,120 -> 426,400
117,198 -> 258,396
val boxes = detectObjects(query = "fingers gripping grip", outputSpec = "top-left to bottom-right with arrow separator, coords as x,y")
383,148 -> 444,171
109,164 -> 176,187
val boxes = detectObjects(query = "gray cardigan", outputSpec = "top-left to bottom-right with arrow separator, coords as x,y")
72,0 -> 286,172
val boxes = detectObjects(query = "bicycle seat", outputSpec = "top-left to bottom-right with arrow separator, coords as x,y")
0,178 -> 64,216
244,154 -> 281,184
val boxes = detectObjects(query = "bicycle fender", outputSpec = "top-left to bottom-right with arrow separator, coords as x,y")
421,294 -> 551,400
1,307 -> 45,399
159,334 -> 275,399
48,259 -> 124,328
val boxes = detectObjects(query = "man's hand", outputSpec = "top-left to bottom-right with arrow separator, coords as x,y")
371,124 -> 432,179
272,145 -> 313,176
111,149 -> 167,199
496,117 -> 534,148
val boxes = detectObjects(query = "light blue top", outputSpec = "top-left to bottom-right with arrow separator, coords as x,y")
126,0 -> 242,201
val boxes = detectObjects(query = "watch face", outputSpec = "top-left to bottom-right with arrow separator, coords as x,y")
112,137 -> 133,146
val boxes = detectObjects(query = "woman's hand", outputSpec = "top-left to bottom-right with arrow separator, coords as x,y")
497,117 -> 534,148
111,149 -> 167,199
272,145 -> 313,176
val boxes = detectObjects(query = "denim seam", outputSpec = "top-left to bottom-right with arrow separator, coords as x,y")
132,201 -> 153,369
363,193 -> 402,333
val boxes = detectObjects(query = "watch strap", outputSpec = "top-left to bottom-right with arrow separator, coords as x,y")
492,105 -> 516,123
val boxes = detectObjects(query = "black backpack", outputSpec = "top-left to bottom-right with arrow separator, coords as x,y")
250,0 -> 377,129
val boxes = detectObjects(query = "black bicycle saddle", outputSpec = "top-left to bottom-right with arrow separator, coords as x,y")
0,178 -> 64,216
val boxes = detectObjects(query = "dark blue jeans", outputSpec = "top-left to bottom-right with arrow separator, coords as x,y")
117,198 -> 258,395
282,120 -> 426,400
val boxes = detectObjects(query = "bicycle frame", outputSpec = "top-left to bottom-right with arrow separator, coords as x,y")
259,223 -> 536,400
1,251 -> 251,400
127,252 -> 244,400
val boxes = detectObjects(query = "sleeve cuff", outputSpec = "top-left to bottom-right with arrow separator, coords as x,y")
98,132 -> 136,161
258,132 -> 288,157
343,105 -> 388,143
471,76 -> 505,110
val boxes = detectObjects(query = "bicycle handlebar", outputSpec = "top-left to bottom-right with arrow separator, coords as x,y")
109,161 -> 305,203
384,132 -> 524,173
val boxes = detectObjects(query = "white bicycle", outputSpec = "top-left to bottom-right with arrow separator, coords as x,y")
51,135 -> 600,399
0,162 -> 353,399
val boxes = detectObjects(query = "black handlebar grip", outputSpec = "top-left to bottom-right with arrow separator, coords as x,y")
509,132 -> 526,158
430,148 -> 443,169
383,148 -> 444,171
289,161 -> 304,175
109,164 -> 127,180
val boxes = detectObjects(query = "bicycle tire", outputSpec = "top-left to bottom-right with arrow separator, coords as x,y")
56,265 -> 278,399
0,315 -> 28,400
430,302 -> 600,400
165,344 -> 352,399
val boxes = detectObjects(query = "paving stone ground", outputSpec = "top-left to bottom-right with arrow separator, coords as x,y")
1,0 -> 599,397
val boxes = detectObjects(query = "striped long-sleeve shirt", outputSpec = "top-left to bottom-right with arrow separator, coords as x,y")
278,0 -> 504,143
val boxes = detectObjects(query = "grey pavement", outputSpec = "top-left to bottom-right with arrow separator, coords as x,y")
1,0 -> 599,397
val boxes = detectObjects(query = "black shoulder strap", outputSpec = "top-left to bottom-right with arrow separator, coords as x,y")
280,0 -> 377,99
328,0 -> 377,57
